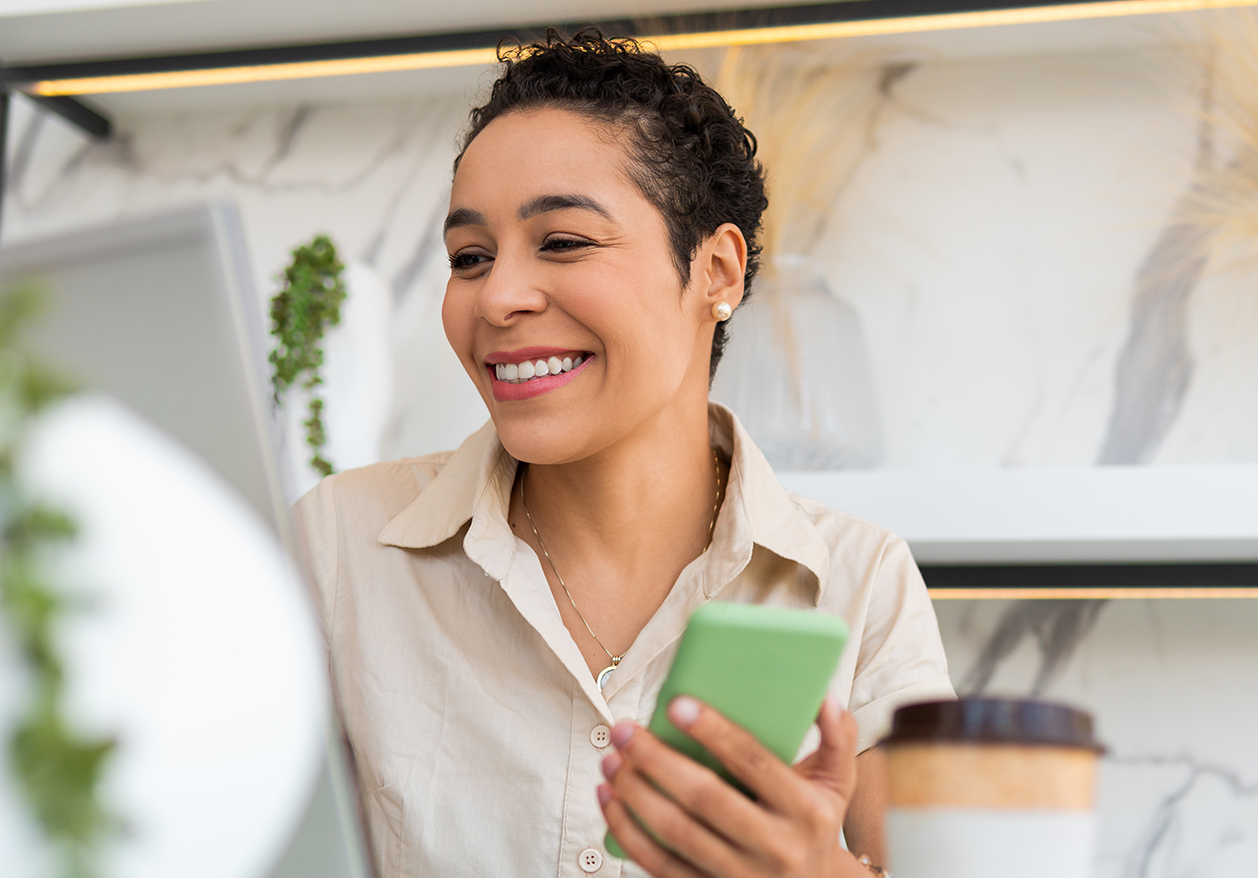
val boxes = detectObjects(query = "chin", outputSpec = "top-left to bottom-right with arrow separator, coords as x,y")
494,423 -> 589,466
486,396 -> 612,465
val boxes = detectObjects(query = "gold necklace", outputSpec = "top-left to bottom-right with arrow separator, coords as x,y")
521,449 -> 723,691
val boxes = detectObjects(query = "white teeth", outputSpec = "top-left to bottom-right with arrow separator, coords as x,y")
495,354 -> 588,384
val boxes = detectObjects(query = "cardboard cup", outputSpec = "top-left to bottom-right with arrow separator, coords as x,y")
882,698 -> 1103,878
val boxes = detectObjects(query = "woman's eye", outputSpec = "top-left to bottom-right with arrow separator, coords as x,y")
448,252 -> 489,271
541,236 -> 592,254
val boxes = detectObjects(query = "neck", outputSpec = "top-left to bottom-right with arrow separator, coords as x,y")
520,400 -> 721,577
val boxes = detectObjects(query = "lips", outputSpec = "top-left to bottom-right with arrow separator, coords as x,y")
484,346 -> 586,365
485,348 -> 594,401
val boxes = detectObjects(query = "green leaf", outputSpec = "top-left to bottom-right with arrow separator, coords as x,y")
0,280 -> 116,876
268,234 -> 347,476
11,714 -> 117,845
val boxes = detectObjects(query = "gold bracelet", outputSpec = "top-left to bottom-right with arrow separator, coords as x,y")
858,855 -> 892,877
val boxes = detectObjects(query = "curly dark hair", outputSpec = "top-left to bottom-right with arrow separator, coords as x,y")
455,29 -> 767,382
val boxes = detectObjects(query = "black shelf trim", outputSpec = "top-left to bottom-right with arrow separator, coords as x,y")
27,94 -> 112,139
920,562 -> 1258,591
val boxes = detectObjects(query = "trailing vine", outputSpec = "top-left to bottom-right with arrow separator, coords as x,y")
268,234 -> 347,477
0,284 -> 116,878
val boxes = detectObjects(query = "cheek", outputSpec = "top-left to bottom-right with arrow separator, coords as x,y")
441,282 -> 477,372
587,288 -> 693,386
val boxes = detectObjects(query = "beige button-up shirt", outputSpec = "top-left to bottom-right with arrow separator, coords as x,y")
294,404 -> 953,878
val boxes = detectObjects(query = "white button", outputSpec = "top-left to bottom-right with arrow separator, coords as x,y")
590,724 -> 611,749
578,847 -> 603,872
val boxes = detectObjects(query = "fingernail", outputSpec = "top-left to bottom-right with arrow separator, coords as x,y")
601,751 -> 623,779
610,722 -> 635,748
597,783 -> 613,806
668,695 -> 701,728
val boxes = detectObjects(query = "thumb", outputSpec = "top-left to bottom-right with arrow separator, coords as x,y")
795,695 -> 859,804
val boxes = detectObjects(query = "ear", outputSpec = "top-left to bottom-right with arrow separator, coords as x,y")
691,223 -> 747,315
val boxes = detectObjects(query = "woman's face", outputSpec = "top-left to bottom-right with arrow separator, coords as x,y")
442,107 -> 739,465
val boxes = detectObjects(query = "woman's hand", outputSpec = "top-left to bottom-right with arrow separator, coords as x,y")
597,694 -> 869,878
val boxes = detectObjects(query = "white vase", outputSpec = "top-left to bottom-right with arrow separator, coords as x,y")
711,256 -> 884,470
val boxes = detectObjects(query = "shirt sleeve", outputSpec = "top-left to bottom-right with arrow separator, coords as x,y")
290,475 -> 340,644
847,535 -> 955,753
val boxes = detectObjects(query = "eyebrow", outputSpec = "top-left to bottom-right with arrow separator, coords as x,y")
518,194 -> 613,222
443,194 -> 615,241
443,207 -> 486,238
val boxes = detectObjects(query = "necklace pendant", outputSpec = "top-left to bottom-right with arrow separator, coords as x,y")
596,654 -> 624,691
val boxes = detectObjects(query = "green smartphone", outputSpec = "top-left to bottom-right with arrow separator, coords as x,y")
605,601 -> 849,859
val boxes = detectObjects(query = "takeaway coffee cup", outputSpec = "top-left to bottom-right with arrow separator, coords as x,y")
882,698 -> 1104,878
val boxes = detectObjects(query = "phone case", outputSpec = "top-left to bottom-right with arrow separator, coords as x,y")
605,601 -> 849,859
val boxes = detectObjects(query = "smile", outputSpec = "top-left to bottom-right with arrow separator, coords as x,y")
485,347 -> 594,401
494,354 -> 584,384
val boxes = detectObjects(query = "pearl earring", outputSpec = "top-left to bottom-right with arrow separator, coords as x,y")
712,302 -> 732,322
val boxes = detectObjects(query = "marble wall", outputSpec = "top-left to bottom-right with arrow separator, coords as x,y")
3,30 -> 1256,877
935,598 -> 1258,877
817,48 -> 1258,470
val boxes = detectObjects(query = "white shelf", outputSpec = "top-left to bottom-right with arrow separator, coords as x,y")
776,465 -> 1258,564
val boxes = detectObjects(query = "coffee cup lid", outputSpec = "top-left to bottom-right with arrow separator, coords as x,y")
882,698 -> 1104,752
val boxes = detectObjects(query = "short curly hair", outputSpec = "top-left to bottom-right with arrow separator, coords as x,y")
455,29 -> 767,382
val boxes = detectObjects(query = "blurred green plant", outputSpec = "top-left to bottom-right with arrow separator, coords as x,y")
0,283 -> 116,878
268,234 -> 347,477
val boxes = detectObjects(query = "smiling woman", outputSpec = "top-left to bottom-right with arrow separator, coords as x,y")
441,103 -> 744,466
293,29 -> 953,878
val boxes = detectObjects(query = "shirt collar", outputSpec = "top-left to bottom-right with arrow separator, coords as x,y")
707,403 -> 831,604
377,403 -> 830,602
376,419 -> 519,581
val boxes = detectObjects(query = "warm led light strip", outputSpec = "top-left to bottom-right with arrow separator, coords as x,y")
928,587 -> 1258,599
647,0 -> 1258,50
31,47 -> 502,96
29,0 -> 1258,96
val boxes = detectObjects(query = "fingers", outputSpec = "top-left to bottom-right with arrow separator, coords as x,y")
816,695 -> 859,763
598,786 -> 707,878
664,695 -> 814,816
600,697 -> 859,878
601,724 -> 768,857
601,750 -> 751,877
794,696 -> 859,800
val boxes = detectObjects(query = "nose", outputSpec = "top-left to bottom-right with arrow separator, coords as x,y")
475,251 -> 548,327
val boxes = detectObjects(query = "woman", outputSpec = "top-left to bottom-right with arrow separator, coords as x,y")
295,31 -> 953,878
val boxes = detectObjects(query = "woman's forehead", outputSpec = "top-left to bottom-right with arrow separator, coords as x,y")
452,107 -> 637,199
457,108 -> 634,182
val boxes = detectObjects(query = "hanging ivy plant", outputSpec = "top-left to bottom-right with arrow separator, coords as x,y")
0,284 -> 117,878
268,234 -> 347,477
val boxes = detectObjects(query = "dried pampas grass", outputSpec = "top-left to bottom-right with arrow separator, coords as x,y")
1186,10 -> 1258,272
713,44 -> 907,276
